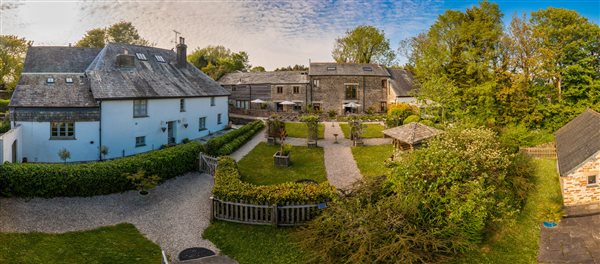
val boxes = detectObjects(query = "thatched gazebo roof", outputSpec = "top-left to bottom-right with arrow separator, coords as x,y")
383,122 -> 442,150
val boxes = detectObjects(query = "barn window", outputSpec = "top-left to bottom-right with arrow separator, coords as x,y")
588,175 -> 597,185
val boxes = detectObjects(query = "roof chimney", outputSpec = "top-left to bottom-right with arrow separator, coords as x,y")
176,37 -> 187,68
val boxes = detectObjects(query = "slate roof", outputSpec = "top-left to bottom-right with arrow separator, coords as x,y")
387,68 -> 415,97
22,47 -> 101,73
10,74 -> 97,108
309,62 -> 390,76
218,71 -> 309,85
383,122 -> 442,145
555,109 -> 600,176
86,43 -> 229,99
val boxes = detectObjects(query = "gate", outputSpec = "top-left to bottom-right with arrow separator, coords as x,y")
199,152 -> 218,176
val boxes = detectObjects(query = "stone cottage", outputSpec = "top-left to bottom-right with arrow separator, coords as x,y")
556,109 -> 600,206
2,38 -> 230,163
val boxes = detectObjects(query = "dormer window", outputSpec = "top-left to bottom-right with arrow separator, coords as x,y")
327,66 -> 336,71
155,55 -> 166,63
362,67 -> 373,71
135,53 -> 147,61
46,77 -> 55,84
66,77 -> 73,84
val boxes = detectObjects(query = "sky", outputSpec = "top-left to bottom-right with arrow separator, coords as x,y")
1,0 -> 598,70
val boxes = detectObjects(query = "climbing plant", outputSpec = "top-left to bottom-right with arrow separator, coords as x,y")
301,115 -> 320,142
348,116 -> 364,143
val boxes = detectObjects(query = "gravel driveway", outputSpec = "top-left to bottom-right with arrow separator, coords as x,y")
0,172 -> 216,261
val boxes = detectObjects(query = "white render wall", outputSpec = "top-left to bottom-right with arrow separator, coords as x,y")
16,121 -> 99,163
100,96 -> 228,160
0,125 -> 23,163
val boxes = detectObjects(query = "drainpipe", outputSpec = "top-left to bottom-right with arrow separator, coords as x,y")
249,84 -> 252,110
98,100 -> 102,161
362,76 -> 366,113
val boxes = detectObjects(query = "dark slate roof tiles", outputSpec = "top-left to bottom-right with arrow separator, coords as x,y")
309,62 -> 390,76
387,68 -> 415,97
218,71 -> 309,85
9,74 -> 98,107
555,109 -> 600,176
22,47 -> 101,73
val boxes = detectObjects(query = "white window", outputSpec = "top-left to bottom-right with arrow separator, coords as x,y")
313,79 -> 320,88
46,77 -> 55,84
50,122 -> 75,139
133,100 -> 148,117
327,66 -> 336,71
180,99 -> 186,112
135,136 -> 146,147
217,113 -> 222,124
66,77 -> 73,84
135,53 -> 147,60
199,117 -> 206,131
155,55 -> 165,63
210,97 -> 216,106
588,175 -> 597,185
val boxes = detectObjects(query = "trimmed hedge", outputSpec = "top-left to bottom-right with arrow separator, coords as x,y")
0,142 -> 204,197
206,120 -> 264,156
0,99 -> 8,113
213,157 -> 337,204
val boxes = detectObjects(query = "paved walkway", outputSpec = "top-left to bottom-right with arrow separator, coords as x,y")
230,128 -> 266,162
538,214 -> 600,263
320,122 -> 363,190
0,172 -> 216,263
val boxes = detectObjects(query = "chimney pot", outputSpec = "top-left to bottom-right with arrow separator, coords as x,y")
176,37 -> 187,68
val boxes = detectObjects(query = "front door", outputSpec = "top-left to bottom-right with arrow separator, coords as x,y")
167,121 -> 176,144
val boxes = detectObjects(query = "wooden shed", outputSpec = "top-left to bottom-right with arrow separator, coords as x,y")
383,122 -> 442,151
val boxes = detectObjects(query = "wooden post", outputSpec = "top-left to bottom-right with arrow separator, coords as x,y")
209,196 -> 215,221
271,204 -> 278,226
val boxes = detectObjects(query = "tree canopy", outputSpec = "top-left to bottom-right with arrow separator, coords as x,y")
249,66 -> 266,72
0,35 -> 31,91
187,45 -> 251,80
75,22 -> 150,48
274,64 -> 308,71
332,25 -> 395,65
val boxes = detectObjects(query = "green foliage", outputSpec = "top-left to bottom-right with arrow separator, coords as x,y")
187,45 -> 250,80
57,148 -> 71,164
249,66 -> 266,72
238,143 -> 326,185
300,115 -> 320,141
274,64 -> 308,71
351,145 -> 394,178
348,117 -> 364,141
267,116 -> 285,138
332,25 -> 395,65
0,35 -> 31,91
386,103 -> 418,127
206,121 -> 265,156
0,223 -> 161,264
498,124 -> 554,152
0,120 -> 9,133
339,123 -> 384,138
0,142 -> 204,197
0,99 -> 10,112
75,22 -> 150,48
124,170 -> 161,193
213,157 -> 336,204
403,115 -> 420,124
539,203 -> 563,223
327,110 -> 337,119
284,122 -> 325,139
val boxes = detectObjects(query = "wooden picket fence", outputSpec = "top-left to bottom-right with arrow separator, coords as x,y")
199,152 -> 218,176
211,197 -> 324,226
520,143 -> 557,159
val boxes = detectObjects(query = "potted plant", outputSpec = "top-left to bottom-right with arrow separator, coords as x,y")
349,117 -> 364,146
58,148 -> 71,164
301,115 -> 320,147
266,115 -> 284,145
99,145 -> 109,161
125,170 -> 161,195
541,204 -> 563,228
274,143 -> 292,167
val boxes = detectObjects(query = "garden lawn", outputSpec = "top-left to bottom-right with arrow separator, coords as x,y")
453,159 -> 562,263
340,123 -> 384,138
285,122 -> 325,139
0,223 -> 161,264
203,221 -> 305,264
351,145 -> 394,177
238,142 -> 327,185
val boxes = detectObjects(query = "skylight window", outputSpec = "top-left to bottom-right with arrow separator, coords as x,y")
46,77 -> 55,84
155,55 -> 166,63
65,77 -> 73,83
135,53 -> 147,61
362,67 -> 373,71
326,66 -> 336,71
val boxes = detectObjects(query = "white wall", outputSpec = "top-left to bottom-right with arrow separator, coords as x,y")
16,121 -> 99,163
100,96 -> 228,160
0,125 -> 22,163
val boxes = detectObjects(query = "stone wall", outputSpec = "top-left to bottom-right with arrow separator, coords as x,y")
310,75 -> 387,114
561,151 -> 600,206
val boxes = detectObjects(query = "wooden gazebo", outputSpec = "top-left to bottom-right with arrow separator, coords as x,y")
383,122 -> 442,151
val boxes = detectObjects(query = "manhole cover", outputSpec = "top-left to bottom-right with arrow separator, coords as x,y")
178,247 -> 215,261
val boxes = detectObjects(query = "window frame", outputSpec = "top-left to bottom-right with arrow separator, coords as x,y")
180,99 -> 186,112
199,116 -> 207,131
135,53 -> 147,61
217,113 -> 222,125
276,86 -> 283,94
46,77 -> 55,84
135,136 -> 146,147
344,84 -> 358,100
313,79 -> 320,88
210,97 -> 216,106
133,99 -> 148,118
588,175 -> 597,186
50,122 -> 75,140
293,86 -> 300,94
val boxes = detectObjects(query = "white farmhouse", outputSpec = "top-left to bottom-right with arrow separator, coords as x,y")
2,38 -> 229,163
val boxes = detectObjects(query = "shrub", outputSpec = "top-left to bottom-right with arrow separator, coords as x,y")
213,157 -> 336,204
386,103 -> 418,127
0,99 -> 9,113
498,124 -> 554,153
0,141 -> 204,197
125,170 -> 161,194
403,115 -> 420,124
419,119 -> 434,126
206,120 -> 265,156
0,120 -> 9,133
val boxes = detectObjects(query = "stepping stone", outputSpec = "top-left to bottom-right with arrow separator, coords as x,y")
179,247 -> 215,261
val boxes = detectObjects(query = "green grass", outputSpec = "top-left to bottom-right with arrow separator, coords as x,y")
203,221 -> 304,264
284,122 -> 325,139
453,159 -> 562,263
0,223 -> 161,264
238,142 -> 327,185
351,145 -> 394,177
339,123 -> 385,139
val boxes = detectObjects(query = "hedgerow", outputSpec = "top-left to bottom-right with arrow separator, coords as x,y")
0,142 -> 204,198
213,157 -> 336,204
206,120 -> 264,156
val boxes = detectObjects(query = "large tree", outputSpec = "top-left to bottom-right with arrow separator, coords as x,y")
75,22 -> 150,48
187,45 -> 250,80
274,64 -> 308,71
332,25 -> 395,65
0,35 -> 31,91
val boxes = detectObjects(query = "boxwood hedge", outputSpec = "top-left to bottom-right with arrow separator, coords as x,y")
213,157 -> 337,204
0,142 -> 204,198
206,120 -> 265,156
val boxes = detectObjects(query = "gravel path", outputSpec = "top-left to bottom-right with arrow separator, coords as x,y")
321,122 -> 363,190
0,172 -> 216,262
230,128 -> 266,162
